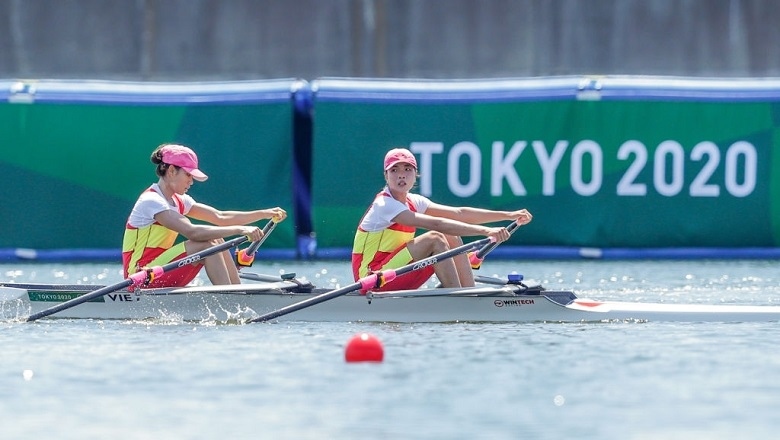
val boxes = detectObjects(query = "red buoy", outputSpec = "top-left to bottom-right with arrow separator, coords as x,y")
345,333 -> 384,362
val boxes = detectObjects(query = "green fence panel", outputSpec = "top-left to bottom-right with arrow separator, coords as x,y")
0,80 -> 297,250
310,77 -> 780,249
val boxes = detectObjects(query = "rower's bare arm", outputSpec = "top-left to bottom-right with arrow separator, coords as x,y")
393,210 -> 493,238
188,204 -> 287,226
426,203 -> 533,226
155,209 -> 260,242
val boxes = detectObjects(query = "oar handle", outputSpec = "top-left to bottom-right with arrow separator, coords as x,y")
26,235 -> 249,322
248,237 -> 492,323
469,221 -> 520,269
235,219 -> 278,268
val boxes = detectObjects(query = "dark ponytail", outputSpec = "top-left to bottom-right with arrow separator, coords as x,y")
151,144 -> 173,178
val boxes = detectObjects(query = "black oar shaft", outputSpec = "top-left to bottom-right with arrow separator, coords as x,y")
26,235 -> 249,322
249,237 -> 494,323
236,219 -> 278,267
474,221 -> 520,260
244,219 -> 277,256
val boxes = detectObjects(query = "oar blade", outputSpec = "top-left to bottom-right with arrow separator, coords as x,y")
25,279 -> 134,322
25,235 -> 250,322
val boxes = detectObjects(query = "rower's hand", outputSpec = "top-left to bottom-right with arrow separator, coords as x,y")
267,207 -> 287,222
513,209 -> 533,226
242,226 -> 264,242
487,227 -> 511,243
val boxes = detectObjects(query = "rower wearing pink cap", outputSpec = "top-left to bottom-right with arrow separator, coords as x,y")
352,147 -> 533,292
159,144 -> 209,182
122,143 -> 287,287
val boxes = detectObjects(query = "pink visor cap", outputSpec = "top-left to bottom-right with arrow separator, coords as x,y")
384,148 -> 418,170
161,144 -> 208,182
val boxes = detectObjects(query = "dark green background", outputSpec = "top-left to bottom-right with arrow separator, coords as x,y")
312,97 -> 780,248
0,100 -> 295,249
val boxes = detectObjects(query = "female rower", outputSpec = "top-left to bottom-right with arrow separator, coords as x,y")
352,147 -> 533,291
122,143 -> 287,287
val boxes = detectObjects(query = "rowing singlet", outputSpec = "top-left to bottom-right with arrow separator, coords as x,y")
351,188 -> 431,284
121,184 -> 194,277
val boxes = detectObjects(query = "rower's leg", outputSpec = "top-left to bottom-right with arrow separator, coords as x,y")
185,239 -> 235,285
407,232 -> 462,288
220,249 -> 241,284
445,235 -> 475,287
202,249 -> 238,285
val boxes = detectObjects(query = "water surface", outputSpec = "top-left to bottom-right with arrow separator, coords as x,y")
2,260 -> 779,439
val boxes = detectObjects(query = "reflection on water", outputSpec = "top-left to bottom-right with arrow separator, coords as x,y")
3,259 -> 780,306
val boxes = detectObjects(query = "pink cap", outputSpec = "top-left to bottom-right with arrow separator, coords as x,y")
384,148 -> 417,170
161,144 -> 208,182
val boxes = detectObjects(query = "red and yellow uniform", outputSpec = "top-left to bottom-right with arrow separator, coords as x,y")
351,188 -> 434,291
121,184 -> 202,287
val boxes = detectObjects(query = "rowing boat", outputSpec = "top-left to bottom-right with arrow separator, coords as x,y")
2,273 -> 780,323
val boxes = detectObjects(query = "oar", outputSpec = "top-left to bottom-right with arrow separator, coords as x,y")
26,235 -> 251,322
239,272 -> 298,283
248,236 -> 496,323
475,275 -> 509,286
469,220 -> 521,270
235,218 -> 278,268
239,273 -> 286,283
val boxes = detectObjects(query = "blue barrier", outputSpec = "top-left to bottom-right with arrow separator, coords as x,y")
0,248 -> 297,263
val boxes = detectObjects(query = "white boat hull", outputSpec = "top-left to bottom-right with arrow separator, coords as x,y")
3,279 -> 780,323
